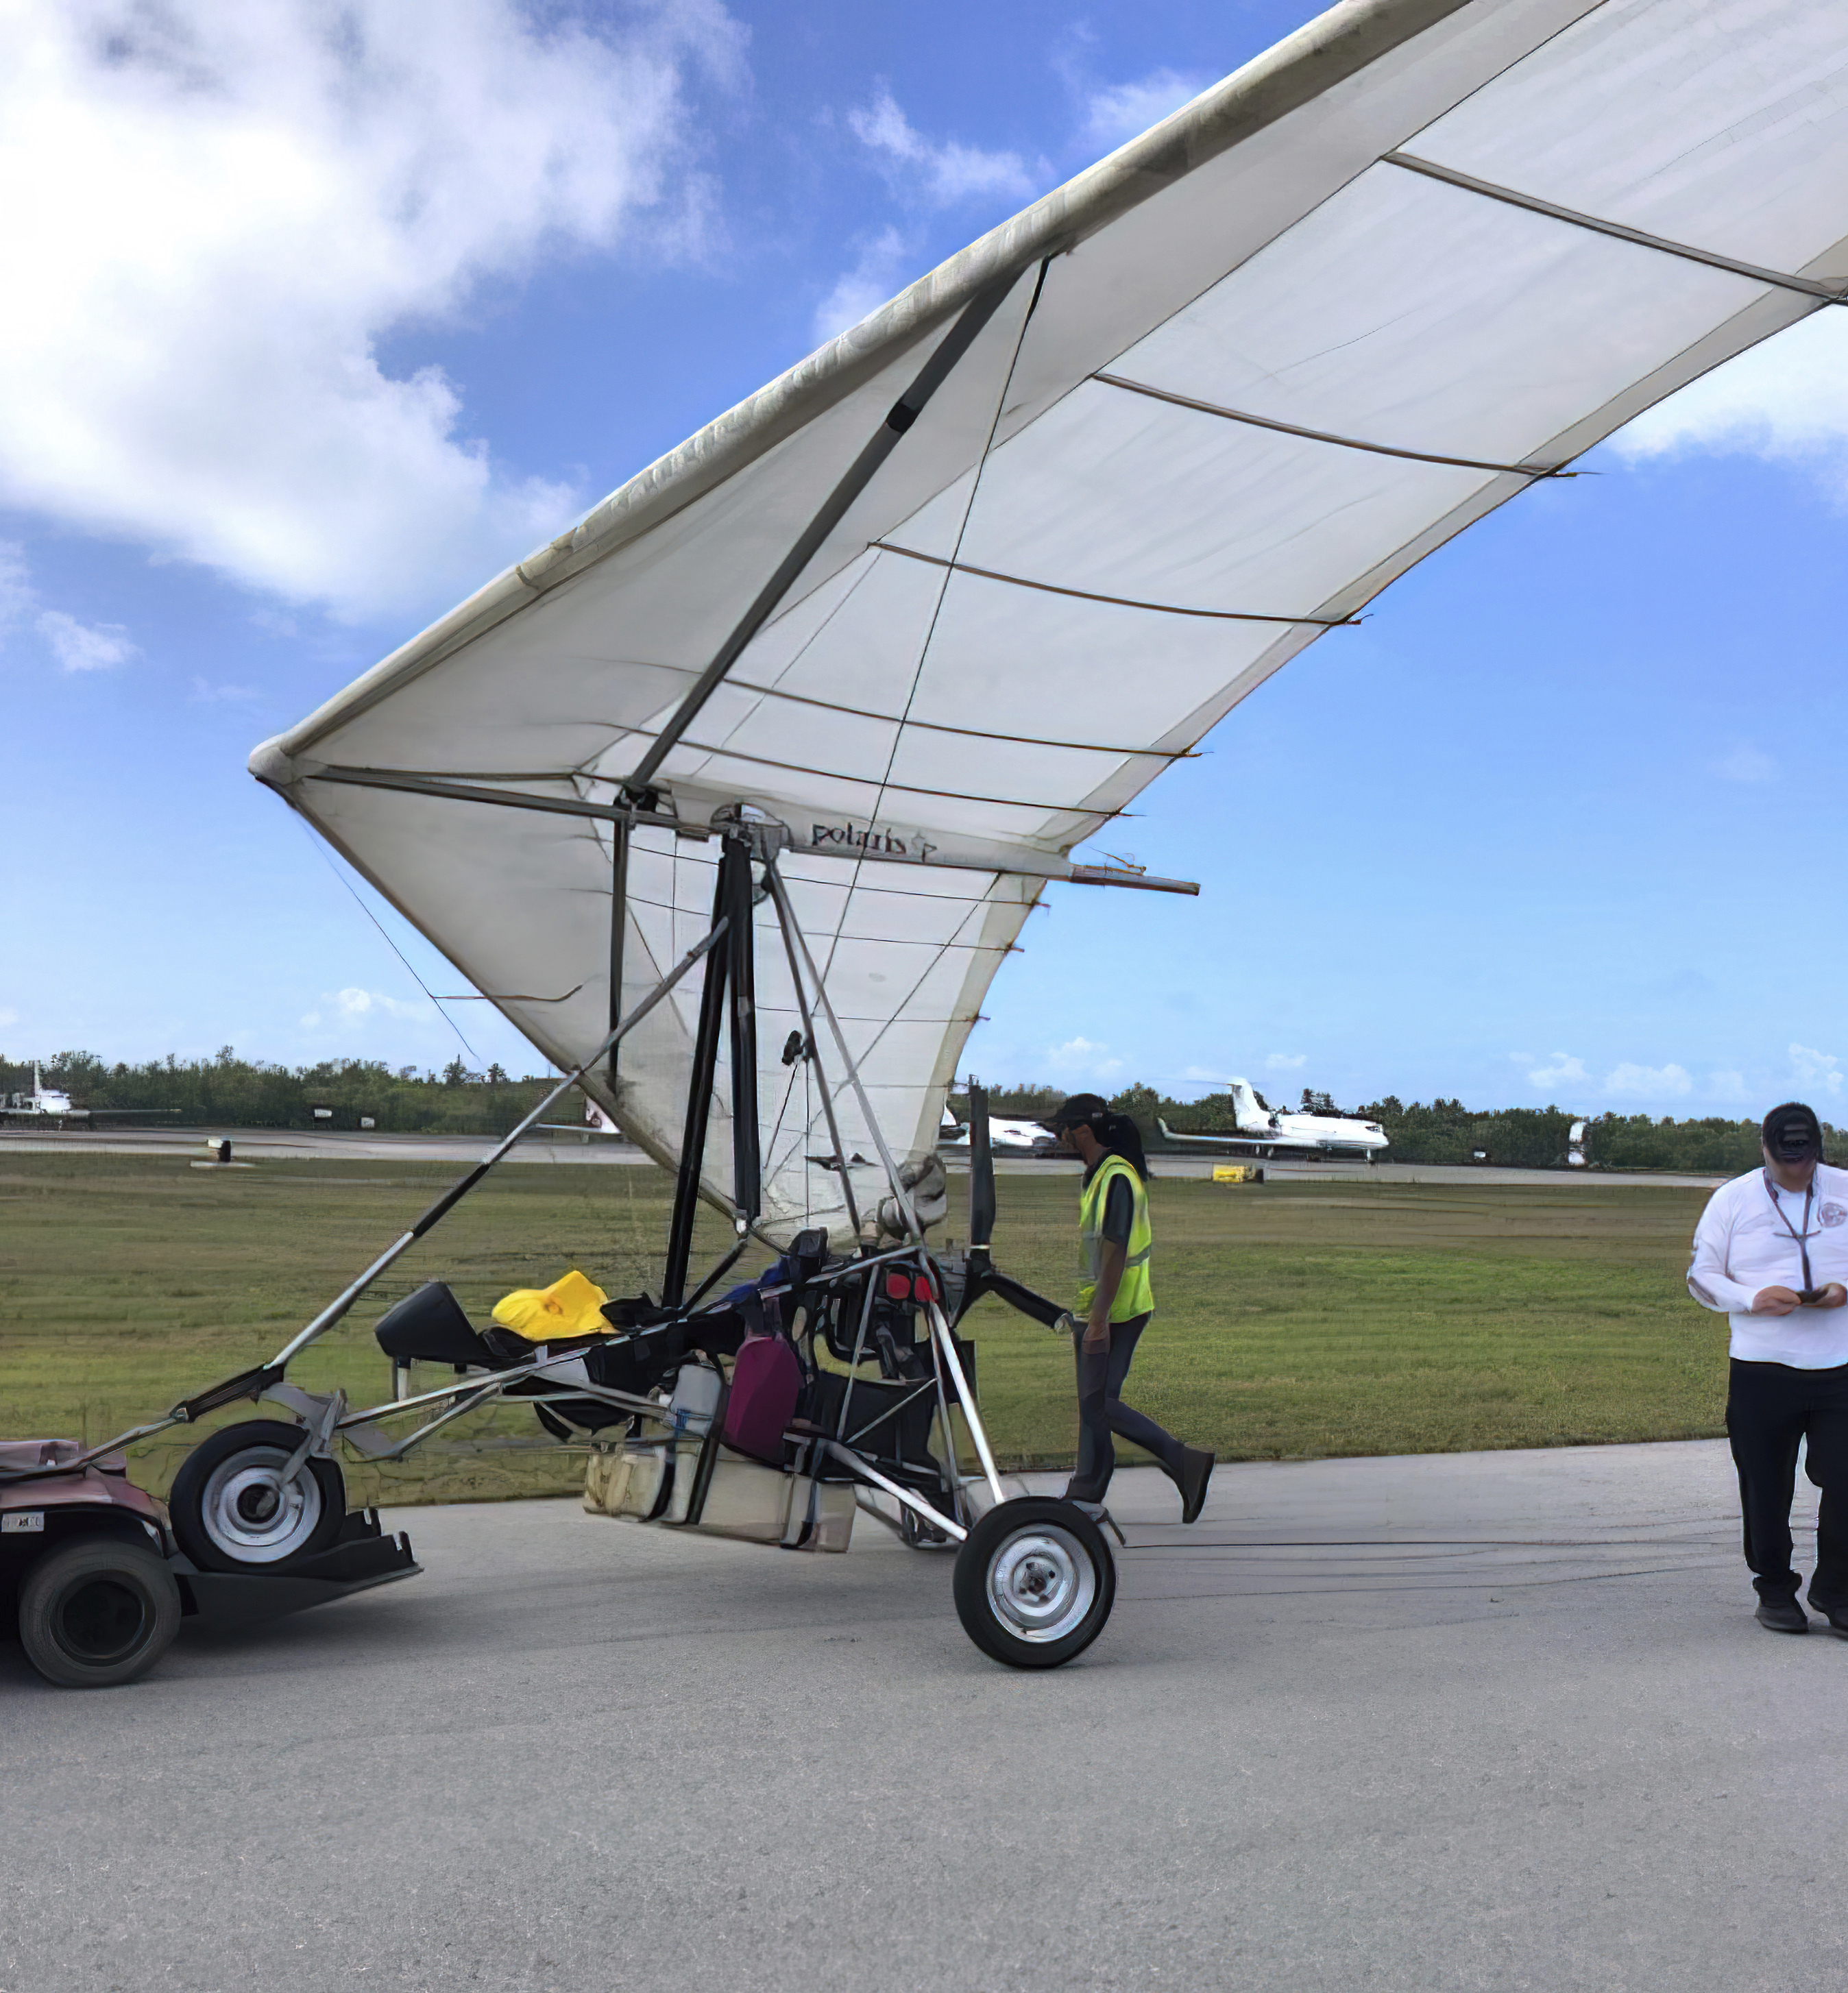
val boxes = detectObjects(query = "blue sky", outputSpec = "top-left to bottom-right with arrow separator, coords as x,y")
3,0 -> 1846,1118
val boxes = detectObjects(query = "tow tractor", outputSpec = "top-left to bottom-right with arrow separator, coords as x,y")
1,1437 -> 417,1689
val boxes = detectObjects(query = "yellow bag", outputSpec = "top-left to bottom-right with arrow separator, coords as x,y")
490,1268 -> 610,1343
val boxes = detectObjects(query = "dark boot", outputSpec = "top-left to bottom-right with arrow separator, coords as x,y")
1756,1594 -> 1810,1633
1177,1446 -> 1214,1526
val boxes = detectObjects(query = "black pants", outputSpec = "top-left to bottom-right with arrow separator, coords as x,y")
1065,1313 -> 1185,1502
1726,1358 -> 1848,1606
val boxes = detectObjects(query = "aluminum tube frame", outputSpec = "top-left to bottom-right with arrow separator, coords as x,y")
332,1348 -> 679,1461
607,807 -> 633,1084
663,853 -> 740,1304
926,1296 -> 1004,1506
624,271 -> 1023,795
271,918 -> 729,1368
3,920 -> 733,1487
722,840 -> 761,1230
821,1439 -> 969,1545
302,766 -> 1200,894
925,1306 -> 968,1528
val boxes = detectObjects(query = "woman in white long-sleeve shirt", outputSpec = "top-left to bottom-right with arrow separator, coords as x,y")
1688,1101 -> 1848,1634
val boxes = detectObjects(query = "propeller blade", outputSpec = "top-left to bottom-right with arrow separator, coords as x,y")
967,1081 -> 996,1252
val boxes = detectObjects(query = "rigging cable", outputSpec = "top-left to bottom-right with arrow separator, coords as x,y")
293,817 -> 487,1068
814,252 -> 1054,1125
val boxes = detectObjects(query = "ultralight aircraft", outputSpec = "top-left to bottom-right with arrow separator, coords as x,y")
8,0 -> 1847,1667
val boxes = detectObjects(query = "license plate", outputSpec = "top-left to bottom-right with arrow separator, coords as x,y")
1,1511 -> 45,1533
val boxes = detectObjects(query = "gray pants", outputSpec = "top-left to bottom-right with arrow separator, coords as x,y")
1065,1312 -> 1185,1502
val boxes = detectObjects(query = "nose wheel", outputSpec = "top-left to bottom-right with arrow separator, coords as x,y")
952,1497 -> 1115,1668
168,1419 -> 346,1572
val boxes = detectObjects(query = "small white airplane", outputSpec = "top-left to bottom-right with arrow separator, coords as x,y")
1159,1079 -> 1388,1161
938,1105 -> 1059,1156
0,1065 -> 178,1122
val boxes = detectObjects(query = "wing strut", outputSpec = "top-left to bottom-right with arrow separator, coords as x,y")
607,807 -> 632,1083
662,833 -> 762,1304
624,267 -> 1029,796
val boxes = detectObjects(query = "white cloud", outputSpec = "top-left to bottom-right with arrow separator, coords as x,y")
1714,742 -> 1776,784
1080,68 -> 1210,151
1708,1070 -> 1750,1101
1045,1035 -> 1123,1079
36,609 -> 137,671
1263,1051 -> 1308,1071
1614,310 -> 1848,496
811,225 -> 910,343
0,1007 -> 20,1029
1527,1052 -> 1590,1090
847,88 -> 1038,208
1790,1043 -> 1844,1095
0,1 -> 746,622
300,986 -> 429,1030
335,987 -> 425,1021
1,546 -> 147,671
1605,1061 -> 1693,1098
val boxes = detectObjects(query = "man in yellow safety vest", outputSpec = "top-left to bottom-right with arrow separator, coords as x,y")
1051,1094 -> 1214,1524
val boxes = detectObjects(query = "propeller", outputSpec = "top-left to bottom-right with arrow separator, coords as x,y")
966,1080 -> 996,1254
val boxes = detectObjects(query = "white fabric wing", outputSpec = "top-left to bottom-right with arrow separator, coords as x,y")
255,0 -> 1848,1243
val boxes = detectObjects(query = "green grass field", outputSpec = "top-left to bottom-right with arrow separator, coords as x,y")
0,1153 -> 1728,1502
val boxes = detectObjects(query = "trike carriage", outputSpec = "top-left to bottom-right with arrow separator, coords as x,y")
10,837 -> 1119,1671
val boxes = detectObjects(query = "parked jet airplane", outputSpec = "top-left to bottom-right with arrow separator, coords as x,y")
939,1106 -> 1058,1156
0,1065 -> 178,1121
1159,1079 -> 1388,1161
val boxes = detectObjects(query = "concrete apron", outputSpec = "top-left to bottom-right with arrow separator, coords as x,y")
2,1441 -> 1833,1993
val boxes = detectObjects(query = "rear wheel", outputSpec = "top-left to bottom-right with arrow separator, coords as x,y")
19,1537 -> 181,1689
953,1497 -> 1115,1669
168,1419 -> 345,1573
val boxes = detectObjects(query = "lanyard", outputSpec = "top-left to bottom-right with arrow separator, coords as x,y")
1762,1169 -> 1819,1291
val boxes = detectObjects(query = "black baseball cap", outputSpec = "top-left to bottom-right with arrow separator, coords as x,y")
1762,1101 -> 1823,1162
1049,1092 -> 1109,1130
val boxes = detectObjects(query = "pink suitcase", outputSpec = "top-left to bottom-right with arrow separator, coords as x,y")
722,1335 -> 802,1463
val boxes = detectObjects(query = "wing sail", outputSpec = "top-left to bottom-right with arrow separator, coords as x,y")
254,0 -> 1848,1240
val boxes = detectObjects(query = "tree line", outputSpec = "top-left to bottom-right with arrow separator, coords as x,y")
12,1049 -> 1831,1171
5,1049 -> 559,1136
969,1080 -> 1836,1173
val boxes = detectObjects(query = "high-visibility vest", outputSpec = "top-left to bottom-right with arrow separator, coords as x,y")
1078,1154 -> 1154,1322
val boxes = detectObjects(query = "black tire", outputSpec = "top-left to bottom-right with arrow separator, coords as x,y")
19,1537 -> 181,1689
169,1419 -> 345,1573
953,1497 -> 1115,1669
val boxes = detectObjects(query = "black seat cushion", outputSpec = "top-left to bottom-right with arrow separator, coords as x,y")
582,1322 -> 685,1398
374,1282 -> 501,1368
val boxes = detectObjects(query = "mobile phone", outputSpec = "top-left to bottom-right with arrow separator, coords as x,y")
1797,1287 -> 1829,1305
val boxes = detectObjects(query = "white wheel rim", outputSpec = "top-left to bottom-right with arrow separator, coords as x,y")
985,1524 -> 1096,1644
197,1445 -> 323,1564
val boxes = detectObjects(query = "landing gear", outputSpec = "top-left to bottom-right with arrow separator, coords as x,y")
952,1497 -> 1115,1668
168,1419 -> 346,1572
